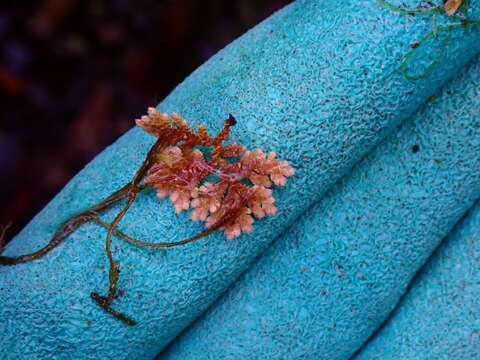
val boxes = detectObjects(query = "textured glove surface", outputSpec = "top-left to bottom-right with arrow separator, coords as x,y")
355,199 -> 480,360
1,1 -> 480,359
159,55 -> 480,360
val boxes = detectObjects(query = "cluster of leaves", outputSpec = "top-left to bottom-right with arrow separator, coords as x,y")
0,109 -> 294,325
137,109 -> 294,239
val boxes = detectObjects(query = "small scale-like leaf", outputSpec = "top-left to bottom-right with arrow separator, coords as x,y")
156,152 -> 173,167
444,0 -> 463,16
109,261 -> 120,285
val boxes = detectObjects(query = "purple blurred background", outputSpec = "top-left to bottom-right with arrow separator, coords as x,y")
0,0 -> 292,242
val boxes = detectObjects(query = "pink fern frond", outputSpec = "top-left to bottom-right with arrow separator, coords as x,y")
145,146 -> 211,213
220,208 -> 254,240
191,181 -> 228,221
240,149 -> 295,187
136,110 -> 294,239
135,108 -> 170,137
248,185 -> 277,219
212,143 -> 246,159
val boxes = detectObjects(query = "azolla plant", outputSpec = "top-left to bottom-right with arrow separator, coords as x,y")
0,109 -> 295,325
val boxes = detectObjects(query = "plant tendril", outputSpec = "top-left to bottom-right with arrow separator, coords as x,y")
379,0 -> 480,80
92,217 -> 211,248
378,0 -> 443,15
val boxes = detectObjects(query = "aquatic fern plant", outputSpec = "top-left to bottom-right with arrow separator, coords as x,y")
0,109 -> 294,325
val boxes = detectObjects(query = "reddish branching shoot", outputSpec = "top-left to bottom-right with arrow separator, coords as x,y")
0,108 -> 294,326
444,0 -> 463,16
138,109 -> 295,240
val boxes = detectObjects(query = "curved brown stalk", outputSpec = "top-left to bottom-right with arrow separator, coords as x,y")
94,216 -> 224,248
91,138 -> 166,325
94,186 -> 252,250
0,183 -> 148,265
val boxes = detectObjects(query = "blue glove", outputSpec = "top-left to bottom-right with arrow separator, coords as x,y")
355,198 -> 480,360
1,1 -> 479,359
158,55 -> 480,360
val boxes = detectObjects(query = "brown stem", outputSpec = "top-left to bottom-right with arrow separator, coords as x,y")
88,137 -> 245,325
93,186 -> 249,250
1,113 -> 256,328
93,216 -> 215,248
91,138 -> 166,324
0,184 -> 149,265
90,293 -> 136,326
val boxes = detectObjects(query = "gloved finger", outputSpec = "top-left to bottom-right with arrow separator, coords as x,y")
158,55 -> 480,360
354,198 -> 480,360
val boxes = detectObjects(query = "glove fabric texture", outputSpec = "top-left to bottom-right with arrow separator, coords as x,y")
1,1 -> 480,359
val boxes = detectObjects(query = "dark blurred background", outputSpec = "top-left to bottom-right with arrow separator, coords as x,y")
0,0 -> 292,242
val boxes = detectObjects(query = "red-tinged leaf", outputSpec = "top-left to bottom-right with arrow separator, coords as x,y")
444,0 -> 463,16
